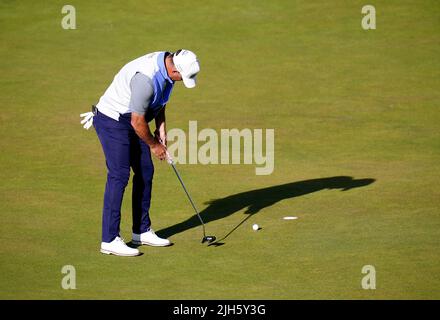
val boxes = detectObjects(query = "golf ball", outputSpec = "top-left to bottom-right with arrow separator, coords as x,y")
252,224 -> 259,231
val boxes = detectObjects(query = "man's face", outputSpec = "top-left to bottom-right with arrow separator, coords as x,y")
165,55 -> 183,82
169,70 -> 182,81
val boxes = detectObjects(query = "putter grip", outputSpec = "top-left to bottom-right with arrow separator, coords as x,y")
166,151 -> 173,164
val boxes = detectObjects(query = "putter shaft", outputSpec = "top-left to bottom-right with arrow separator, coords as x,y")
169,162 -> 207,236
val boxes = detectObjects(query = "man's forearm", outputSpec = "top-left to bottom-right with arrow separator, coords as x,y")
155,107 -> 166,135
135,124 -> 156,146
131,113 -> 167,160
131,114 -> 156,146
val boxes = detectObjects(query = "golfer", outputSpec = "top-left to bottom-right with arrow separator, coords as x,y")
82,50 -> 200,256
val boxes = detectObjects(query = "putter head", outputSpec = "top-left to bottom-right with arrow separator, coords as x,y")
202,236 -> 216,244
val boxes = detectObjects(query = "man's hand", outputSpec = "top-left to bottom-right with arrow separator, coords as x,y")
150,140 -> 167,161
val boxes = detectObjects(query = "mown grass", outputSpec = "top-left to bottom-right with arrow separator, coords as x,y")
0,0 -> 439,299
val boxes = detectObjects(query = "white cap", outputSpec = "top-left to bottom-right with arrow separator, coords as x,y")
172,49 -> 200,88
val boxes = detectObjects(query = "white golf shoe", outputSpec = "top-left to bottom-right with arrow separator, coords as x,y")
100,236 -> 140,256
132,229 -> 171,247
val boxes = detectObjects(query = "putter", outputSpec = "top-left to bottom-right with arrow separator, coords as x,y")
159,139 -> 216,244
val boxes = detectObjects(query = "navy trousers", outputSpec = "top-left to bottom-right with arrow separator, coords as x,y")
93,111 -> 154,243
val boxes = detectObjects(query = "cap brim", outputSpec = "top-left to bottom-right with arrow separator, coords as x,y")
182,76 -> 196,88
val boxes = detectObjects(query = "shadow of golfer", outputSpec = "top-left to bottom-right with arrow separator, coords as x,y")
156,176 -> 375,242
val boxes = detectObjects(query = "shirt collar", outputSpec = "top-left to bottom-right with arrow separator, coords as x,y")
158,51 -> 174,84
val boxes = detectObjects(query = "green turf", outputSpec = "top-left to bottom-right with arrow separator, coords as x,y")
1,0 -> 439,299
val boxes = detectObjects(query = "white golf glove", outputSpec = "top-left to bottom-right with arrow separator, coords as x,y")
80,111 -> 94,130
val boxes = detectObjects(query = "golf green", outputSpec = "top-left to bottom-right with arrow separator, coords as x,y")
0,0 -> 439,299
